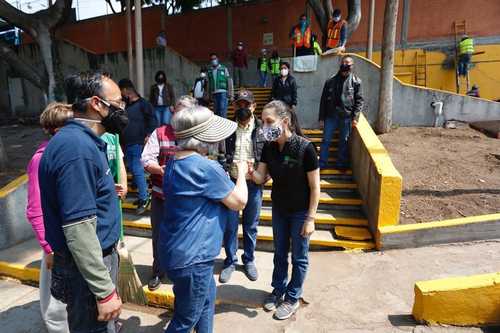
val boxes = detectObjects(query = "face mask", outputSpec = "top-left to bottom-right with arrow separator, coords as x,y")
100,102 -> 129,134
340,64 -> 352,73
333,16 -> 341,22
236,108 -> 252,123
262,123 -> 283,142
300,20 -> 307,28
200,72 -> 207,78
122,95 -> 130,105
280,68 -> 289,77
238,46 -> 243,50
211,59 -> 219,66
156,77 -> 166,84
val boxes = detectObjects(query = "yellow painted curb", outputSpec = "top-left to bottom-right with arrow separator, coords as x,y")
379,213 -> 500,235
0,174 -> 28,199
0,260 -> 39,282
413,272 -> 500,326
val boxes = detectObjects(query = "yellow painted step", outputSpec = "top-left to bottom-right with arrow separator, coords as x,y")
262,190 -> 360,206
334,226 -> 372,241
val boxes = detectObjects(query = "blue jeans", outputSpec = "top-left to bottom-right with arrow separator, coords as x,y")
51,249 -> 119,333
319,113 -> 352,169
223,181 -> 263,267
125,144 -> 148,201
165,261 -> 216,333
155,106 -> 171,125
458,54 -> 471,77
213,92 -> 228,118
271,208 -> 309,304
259,71 -> 268,87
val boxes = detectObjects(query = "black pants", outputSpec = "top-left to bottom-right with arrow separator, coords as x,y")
151,195 -> 165,277
51,248 -> 119,333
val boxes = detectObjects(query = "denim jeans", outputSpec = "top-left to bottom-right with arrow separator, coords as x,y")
155,106 -> 172,125
223,181 -> 263,267
319,113 -> 352,169
213,92 -> 228,119
125,144 -> 148,201
233,67 -> 244,87
259,71 -> 268,87
458,54 -> 471,77
165,261 -> 216,333
51,249 -> 119,333
271,208 -> 309,304
151,196 -> 164,277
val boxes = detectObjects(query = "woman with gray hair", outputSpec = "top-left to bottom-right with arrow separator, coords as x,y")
159,106 -> 248,333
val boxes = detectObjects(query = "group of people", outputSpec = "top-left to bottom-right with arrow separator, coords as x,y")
25,50 -> 363,333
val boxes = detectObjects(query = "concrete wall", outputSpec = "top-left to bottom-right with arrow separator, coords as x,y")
289,53 -> 500,129
349,114 -> 402,243
0,176 -> 33,251
1,42 -> 200,116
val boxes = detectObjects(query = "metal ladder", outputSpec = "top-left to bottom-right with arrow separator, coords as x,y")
453,20 -> 469,93
415,51 -> 427,86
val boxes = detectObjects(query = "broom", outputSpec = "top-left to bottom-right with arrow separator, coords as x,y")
115,133 -> 147,305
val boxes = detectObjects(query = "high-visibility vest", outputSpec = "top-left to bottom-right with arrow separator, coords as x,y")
270,57 -> 280,75
259,57 -> 268,72
326,19 -> 346,49
459,38 -> 474,55
208,65 -> 229,91
292,26 -> 311,48
313,41 -> 322,55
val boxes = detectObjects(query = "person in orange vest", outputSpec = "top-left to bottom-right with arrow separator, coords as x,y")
326,9 -> 347,52
290,14 -> 314,57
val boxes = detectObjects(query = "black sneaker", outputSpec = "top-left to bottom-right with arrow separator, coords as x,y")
136,196 -> 151,215
148,276 -> 161,291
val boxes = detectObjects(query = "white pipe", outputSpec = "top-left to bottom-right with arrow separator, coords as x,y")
431,101 -> 444,127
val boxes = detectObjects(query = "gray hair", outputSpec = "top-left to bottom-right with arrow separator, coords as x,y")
174,95 -> 197,113
172,105 -> 214,154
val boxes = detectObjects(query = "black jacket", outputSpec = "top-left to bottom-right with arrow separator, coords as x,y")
271,75 -> 297,107
122,97 -> 157,146
225,117 -> 265,169
319,73 -> 364,121
149,82 -> 175,107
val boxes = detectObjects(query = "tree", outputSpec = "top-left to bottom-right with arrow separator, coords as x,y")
376,0 -> 399,134
109,0 -> 201,14
0,0 -> 72,102
308,0 -> 362,46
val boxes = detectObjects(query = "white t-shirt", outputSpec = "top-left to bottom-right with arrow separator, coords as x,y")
193,80 -> 204,99
157,84 -> 165,106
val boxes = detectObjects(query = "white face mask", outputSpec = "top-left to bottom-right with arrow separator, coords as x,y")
280,69 -> 289,77
238,46 -> 243,50
333,16 -> 341,22
262,122 -> 283,142
200,72 -> 207,78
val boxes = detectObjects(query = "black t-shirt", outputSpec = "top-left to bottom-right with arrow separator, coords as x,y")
261,135 -> 319,213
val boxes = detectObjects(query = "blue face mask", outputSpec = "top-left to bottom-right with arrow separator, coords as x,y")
300,20 -> 307,28
211,59 -> 219,67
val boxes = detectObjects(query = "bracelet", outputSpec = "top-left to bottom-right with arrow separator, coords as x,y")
98,289 -> 116,304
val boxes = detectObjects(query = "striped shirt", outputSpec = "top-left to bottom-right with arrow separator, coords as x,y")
230,118 -> 255,179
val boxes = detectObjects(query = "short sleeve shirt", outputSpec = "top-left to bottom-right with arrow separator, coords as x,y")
39,121 -> 121,253
101,133 -> 119,182
159,154 -> 235,270
261,135 -> 318,213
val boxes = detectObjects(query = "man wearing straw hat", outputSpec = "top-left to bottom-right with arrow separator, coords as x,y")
159,106 -> 248,332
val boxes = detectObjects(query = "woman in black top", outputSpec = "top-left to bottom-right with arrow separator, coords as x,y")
271,62 -> 297,108
250,100 -> 320,320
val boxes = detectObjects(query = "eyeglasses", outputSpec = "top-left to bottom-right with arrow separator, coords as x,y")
98,98 -> 126,111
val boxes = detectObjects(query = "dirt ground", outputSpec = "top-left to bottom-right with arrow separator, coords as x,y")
379,124 -> 500,224
1,123 -> 500,225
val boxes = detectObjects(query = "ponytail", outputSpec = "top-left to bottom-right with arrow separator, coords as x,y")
263,100 -> 304,137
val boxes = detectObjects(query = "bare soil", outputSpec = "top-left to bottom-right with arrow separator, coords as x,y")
379,124 -> 500,224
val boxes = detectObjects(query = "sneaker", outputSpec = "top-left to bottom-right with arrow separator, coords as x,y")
136,195 -> 151,215
274,300 -> 300,320
148,275 -> 161,291
219,265 -> 235,283
263,292 -> 283,312
243,262 -> 258,281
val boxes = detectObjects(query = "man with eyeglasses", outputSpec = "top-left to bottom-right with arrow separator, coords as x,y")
38,71 -> 129,332
119,78 -> 158,214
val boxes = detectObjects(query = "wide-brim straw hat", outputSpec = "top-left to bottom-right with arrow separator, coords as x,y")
174,109 -> 237,143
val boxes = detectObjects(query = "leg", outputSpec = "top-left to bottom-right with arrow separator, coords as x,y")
213,93 -> 222,117
219,92 -> 228,119
263,72 -> 268,87
319,115 -> 339,169
285,211 -> 310,304
151,196 -> 164,277
194,270 -> 217,333
154,106 -> 162,126
165,263 -> 215,333
126,144 -> 148,201
104,250 -> 119,333
40,252 -> 69,333
271,207 -> 290,296
336,116 -> 352,169
223,208 -> 239,268
241,182 -> 262,264
163,106 -> 172,125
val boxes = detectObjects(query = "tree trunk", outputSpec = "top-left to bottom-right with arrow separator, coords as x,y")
0,136 -> 7,172
36,27 -> 56,101
376,0 -> 399,134
346,0 -> 362,38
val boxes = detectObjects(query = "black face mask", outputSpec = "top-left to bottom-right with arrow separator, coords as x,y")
101,105 -> 129,134
340,64 -> 352,73
236,107 -> 252,123
122,95 -> 130,105
156,77 -> 166,84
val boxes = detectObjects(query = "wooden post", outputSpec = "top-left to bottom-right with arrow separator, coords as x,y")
376,0 -> 399,134
126,0 -> 134,82
134,0 -> 144,96
367,0 -> 375,59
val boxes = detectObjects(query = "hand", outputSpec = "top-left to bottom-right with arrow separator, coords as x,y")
319,120 -> 324,129
352,120 -> 358,128
144,136 -> 150,145
148,164 -> 165,176
45,252 -> 54,270
236,160 -> 248,176
247,161 -> 255,176
301,217 -> 315,237
115,184 -> 127,198
97,291 -> 122,322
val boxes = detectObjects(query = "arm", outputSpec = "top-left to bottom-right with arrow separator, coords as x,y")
141,130 -> 163,176
352,80 -> 364,122
291,77 -> 298,106
249,161 -> 268,185
301,168 -> 320,237
339,24 -> 347,48
221,161 -> 248,211
117,146 -> 127,198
